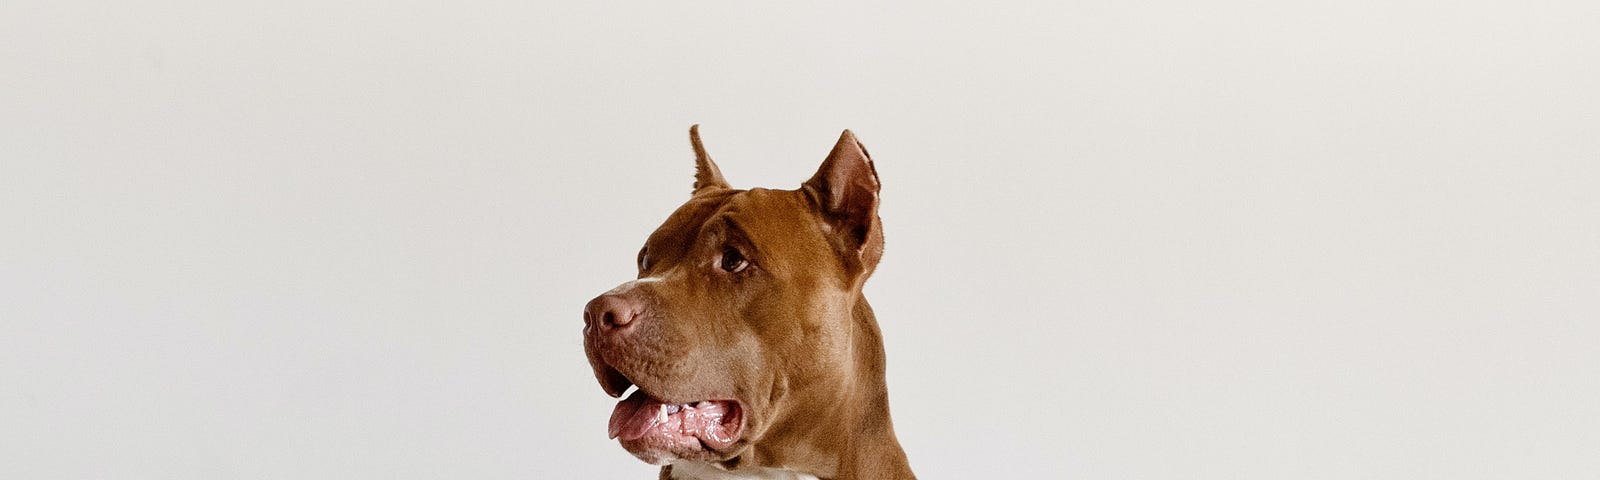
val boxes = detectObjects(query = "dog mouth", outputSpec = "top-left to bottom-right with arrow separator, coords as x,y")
598,365 -> 745,463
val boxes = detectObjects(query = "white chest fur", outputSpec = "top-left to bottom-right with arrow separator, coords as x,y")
669,461 -> 821,480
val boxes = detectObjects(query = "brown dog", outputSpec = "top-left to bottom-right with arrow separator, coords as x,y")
582,126 -> 916,479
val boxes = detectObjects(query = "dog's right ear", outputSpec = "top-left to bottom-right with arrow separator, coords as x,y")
690,125 -> 730,194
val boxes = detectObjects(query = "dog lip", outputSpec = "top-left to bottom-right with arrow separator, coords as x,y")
586,333 -> 639,398
599,364 -> 633,398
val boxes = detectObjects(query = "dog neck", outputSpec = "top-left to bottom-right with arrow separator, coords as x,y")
690,296 -> 915,480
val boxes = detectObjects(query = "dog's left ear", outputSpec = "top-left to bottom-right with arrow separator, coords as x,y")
803,130 -> 884,277
689,125 -> 730,194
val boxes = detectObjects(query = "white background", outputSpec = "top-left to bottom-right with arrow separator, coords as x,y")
3,1 -> 1597,479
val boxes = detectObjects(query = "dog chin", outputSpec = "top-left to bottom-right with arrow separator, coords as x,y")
620,436 -> 743,466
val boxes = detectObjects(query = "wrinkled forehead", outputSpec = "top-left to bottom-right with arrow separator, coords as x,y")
647,188 -> 827,266
641,189 -> 736,262
651,188 -> 738,239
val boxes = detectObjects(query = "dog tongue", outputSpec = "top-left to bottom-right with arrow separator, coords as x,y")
608,389 -> 657,440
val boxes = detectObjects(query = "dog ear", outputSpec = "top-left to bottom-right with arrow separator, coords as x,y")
803,130 -> 884,276
689,125 -> 730,194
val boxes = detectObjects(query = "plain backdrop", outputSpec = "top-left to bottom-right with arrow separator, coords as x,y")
3,1 -> 1597,479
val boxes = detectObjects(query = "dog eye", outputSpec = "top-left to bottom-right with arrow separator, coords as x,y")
637,246 -> 649,271
719,246 -> 749,273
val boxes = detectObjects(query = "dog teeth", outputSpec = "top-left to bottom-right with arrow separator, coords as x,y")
657,405 -> 669,423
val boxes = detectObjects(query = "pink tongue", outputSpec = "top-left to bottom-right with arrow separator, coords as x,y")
608,389 -> 659,440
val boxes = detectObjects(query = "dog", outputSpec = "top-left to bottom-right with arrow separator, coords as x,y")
582,126 -> 916,479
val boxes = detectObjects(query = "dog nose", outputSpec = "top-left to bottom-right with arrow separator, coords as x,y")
584,293 -> 640,331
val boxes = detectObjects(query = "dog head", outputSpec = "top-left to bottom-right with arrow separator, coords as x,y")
582,126 -> 883,469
